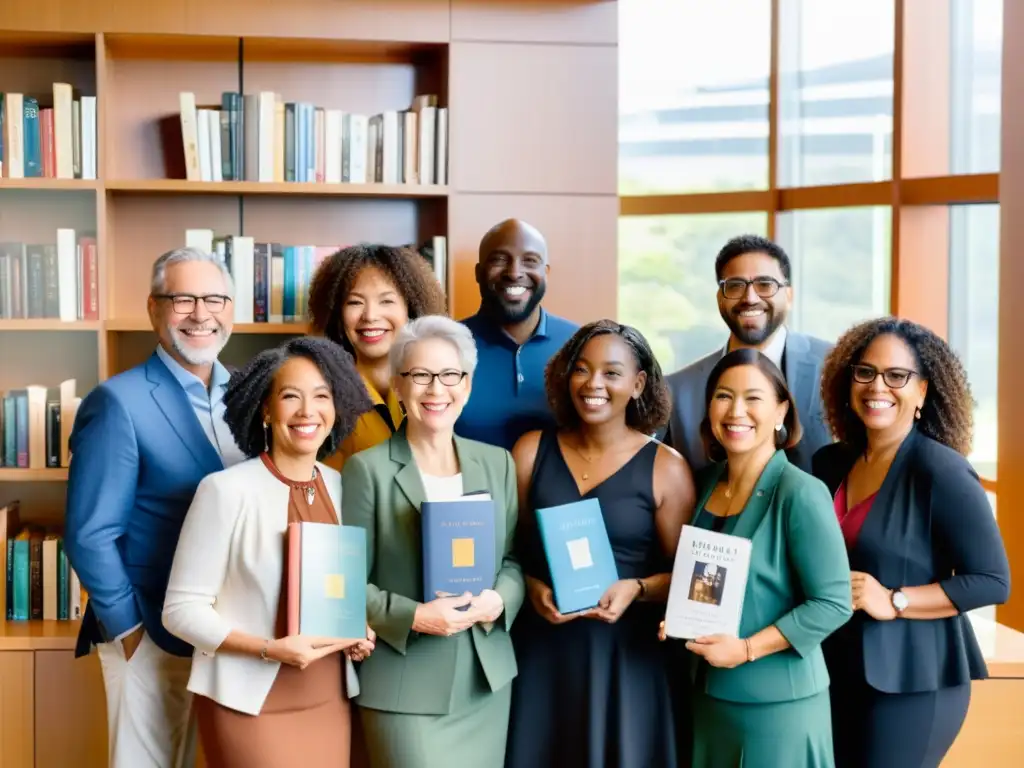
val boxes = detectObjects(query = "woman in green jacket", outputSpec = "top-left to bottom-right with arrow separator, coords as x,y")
663,348 -> 852,768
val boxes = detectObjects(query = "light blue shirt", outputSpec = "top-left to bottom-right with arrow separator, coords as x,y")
155,344 -> 247,469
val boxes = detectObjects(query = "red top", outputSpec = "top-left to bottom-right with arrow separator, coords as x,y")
834,481 -> 877,549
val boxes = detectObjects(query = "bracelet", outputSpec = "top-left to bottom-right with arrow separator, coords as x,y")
635,578 -> 647,599
744,637 -> 756,663
260,641 -> 271,662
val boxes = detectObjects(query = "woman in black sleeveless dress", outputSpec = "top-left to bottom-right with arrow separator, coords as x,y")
504,320 -> 697,768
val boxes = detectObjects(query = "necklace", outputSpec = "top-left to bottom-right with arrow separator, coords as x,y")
304,467 -> 318,505
567,436 -> 640,482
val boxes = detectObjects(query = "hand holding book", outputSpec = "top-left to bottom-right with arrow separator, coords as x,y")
265,634 -> 365,670
586,579 -> 643,624
412,592 -> 477,636
526,575 -> 589,625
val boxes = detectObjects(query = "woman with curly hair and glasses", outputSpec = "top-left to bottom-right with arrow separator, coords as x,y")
811,317 -> 1010,768
504,319 -> 696,768
162,337 -> 376,768
308,243 -> 447,471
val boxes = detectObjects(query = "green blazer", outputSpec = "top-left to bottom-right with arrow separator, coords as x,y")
341,425 -> 525,716
690,451 -> 853,704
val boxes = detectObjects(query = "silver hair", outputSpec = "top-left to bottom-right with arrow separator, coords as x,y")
150,246 -> 235,298
389,315 -> 478,378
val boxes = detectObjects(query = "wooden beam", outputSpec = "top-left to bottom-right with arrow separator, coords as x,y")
619,191 -> 773,217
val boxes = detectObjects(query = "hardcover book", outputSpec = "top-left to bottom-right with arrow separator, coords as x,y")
421,495 -> 496,603
535,498 -> 619,615
664,525 -> 752,640
286,522 -> 366,641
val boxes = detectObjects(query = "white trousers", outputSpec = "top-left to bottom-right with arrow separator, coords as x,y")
95,631 -> 197,768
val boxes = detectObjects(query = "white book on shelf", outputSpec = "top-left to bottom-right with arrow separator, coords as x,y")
56,228 -> 78,322
435,107 -> 448,185
81,96 -> 97,180
381,110 -> 400,184
664,524 -> 752,640
53,83 -> 75,179
345,114 -> 368,184
208,108 -> 222,182
185,229 -> 215,255
198,109 -> 214,182
230,236 -> 255,323
3,92 -> 25,178
258,91 -> 276,182
324,109 -> 343,184
178,92 -> 200,181
417,106 -> 436,185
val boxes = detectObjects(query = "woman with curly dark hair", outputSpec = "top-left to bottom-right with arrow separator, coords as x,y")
162,337 -> 376,768
307,243 -> 447,470
811,317 -> 1010,768
504,319 -> 696,768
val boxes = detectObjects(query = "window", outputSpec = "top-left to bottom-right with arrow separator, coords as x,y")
950,0 -> 1003,174
775,207 -> 892,341
618,212 -> 769,373
619,0 -> 771,194
778,0 -> 895,187
949,204 -> 999,479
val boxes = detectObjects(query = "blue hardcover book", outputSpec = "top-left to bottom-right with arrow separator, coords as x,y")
421,496 -> 496,603
535,498 -> 619,614
287,522 -> 366,641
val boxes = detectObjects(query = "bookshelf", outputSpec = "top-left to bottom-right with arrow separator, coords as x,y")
0,3 -> 618,766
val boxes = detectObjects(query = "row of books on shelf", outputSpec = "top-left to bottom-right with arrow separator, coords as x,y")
1,86 -> 99,180
0,232 -> 99,321
1,503 -> 86,622
177,92 -> 448,186
1,379 -> 79,470
186,228 -> 447,325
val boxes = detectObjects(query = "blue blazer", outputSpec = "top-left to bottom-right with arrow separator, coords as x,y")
64,352 -> 225,658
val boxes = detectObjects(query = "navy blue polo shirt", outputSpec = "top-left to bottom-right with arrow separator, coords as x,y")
455,309 -> 579,451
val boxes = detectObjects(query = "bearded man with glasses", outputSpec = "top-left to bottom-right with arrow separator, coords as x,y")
64,246 -> 247,768
663,234 -> 834,475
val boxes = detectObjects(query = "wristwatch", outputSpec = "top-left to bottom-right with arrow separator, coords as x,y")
890,588 -> 909,615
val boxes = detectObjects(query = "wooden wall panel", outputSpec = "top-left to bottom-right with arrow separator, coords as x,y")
451,0 -> 618,44
0,190 -> 97,243
943,679 -> 1024,767
0,652 -> 33,768
34,651 -> 108,768
240,198 -> 424,249
448,42 -> 617,195
0,0 -> 450,42
997,0 -> 1024,632
448,193 -> 618,322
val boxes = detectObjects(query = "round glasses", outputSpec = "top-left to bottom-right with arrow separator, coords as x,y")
400,370 -> 467,386
850,364 -> 918,389
718,277 -> 788,300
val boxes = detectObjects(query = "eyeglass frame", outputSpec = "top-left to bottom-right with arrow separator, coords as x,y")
399,369 -> 468,387
152,293 -> 233,315
849,364 -> 920,389
718,276 -> 790,300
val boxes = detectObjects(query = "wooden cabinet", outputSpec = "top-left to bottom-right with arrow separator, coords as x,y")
0,653 -> 34,768
34,651 -> 108,768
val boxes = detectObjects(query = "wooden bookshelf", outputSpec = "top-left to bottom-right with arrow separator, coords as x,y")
0,4 -> 618,766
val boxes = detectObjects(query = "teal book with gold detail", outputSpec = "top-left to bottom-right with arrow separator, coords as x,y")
421,494 -> 496,603
286,521 -> 366,641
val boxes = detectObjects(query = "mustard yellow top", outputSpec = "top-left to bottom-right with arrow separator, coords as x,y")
324,373 -> 405,471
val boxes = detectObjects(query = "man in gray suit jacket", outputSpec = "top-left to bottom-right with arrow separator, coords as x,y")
664,235 -> 833,475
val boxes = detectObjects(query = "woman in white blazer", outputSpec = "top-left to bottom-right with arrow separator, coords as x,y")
162,337 -> 376,768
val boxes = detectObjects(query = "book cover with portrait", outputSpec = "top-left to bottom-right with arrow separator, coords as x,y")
664,525 -> 752,639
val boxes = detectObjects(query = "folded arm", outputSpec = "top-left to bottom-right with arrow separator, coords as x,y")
342,455 -> 419,654
769,478 -> 854,658
63,387 -> 143,641
902,462 -> 1010,619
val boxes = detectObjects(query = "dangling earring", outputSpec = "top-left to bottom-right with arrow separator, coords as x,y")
914,406 -> 922,420
263,421 -> 270,451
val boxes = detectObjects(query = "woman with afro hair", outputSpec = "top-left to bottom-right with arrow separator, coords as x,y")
811,316 -> 1010,768
162,336 -> 376,768
307,243 -> 447,471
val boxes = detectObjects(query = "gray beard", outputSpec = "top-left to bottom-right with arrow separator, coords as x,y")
169,326 -> 229,366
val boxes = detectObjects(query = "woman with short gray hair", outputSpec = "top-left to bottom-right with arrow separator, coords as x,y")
342,314 -> 525,768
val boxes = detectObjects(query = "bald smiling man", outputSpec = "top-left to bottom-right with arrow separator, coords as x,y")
455,218 -> 578,451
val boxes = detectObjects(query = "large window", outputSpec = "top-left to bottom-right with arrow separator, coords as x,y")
619,0 -> 1001,491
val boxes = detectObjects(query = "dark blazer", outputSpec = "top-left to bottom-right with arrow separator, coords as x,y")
811,428 -> 1011,693
690,451 -> 853,704
664,330 -> 833,475
341,425 -> 525,716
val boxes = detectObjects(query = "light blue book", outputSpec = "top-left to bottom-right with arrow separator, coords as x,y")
287,522 -> 366,641
535,498 -> 619,614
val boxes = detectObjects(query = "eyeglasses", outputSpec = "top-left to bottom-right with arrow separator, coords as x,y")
153,293 -> 232,315
400,370 -> 467,386
850,364 -> 918,389
719,277 -> 789,300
